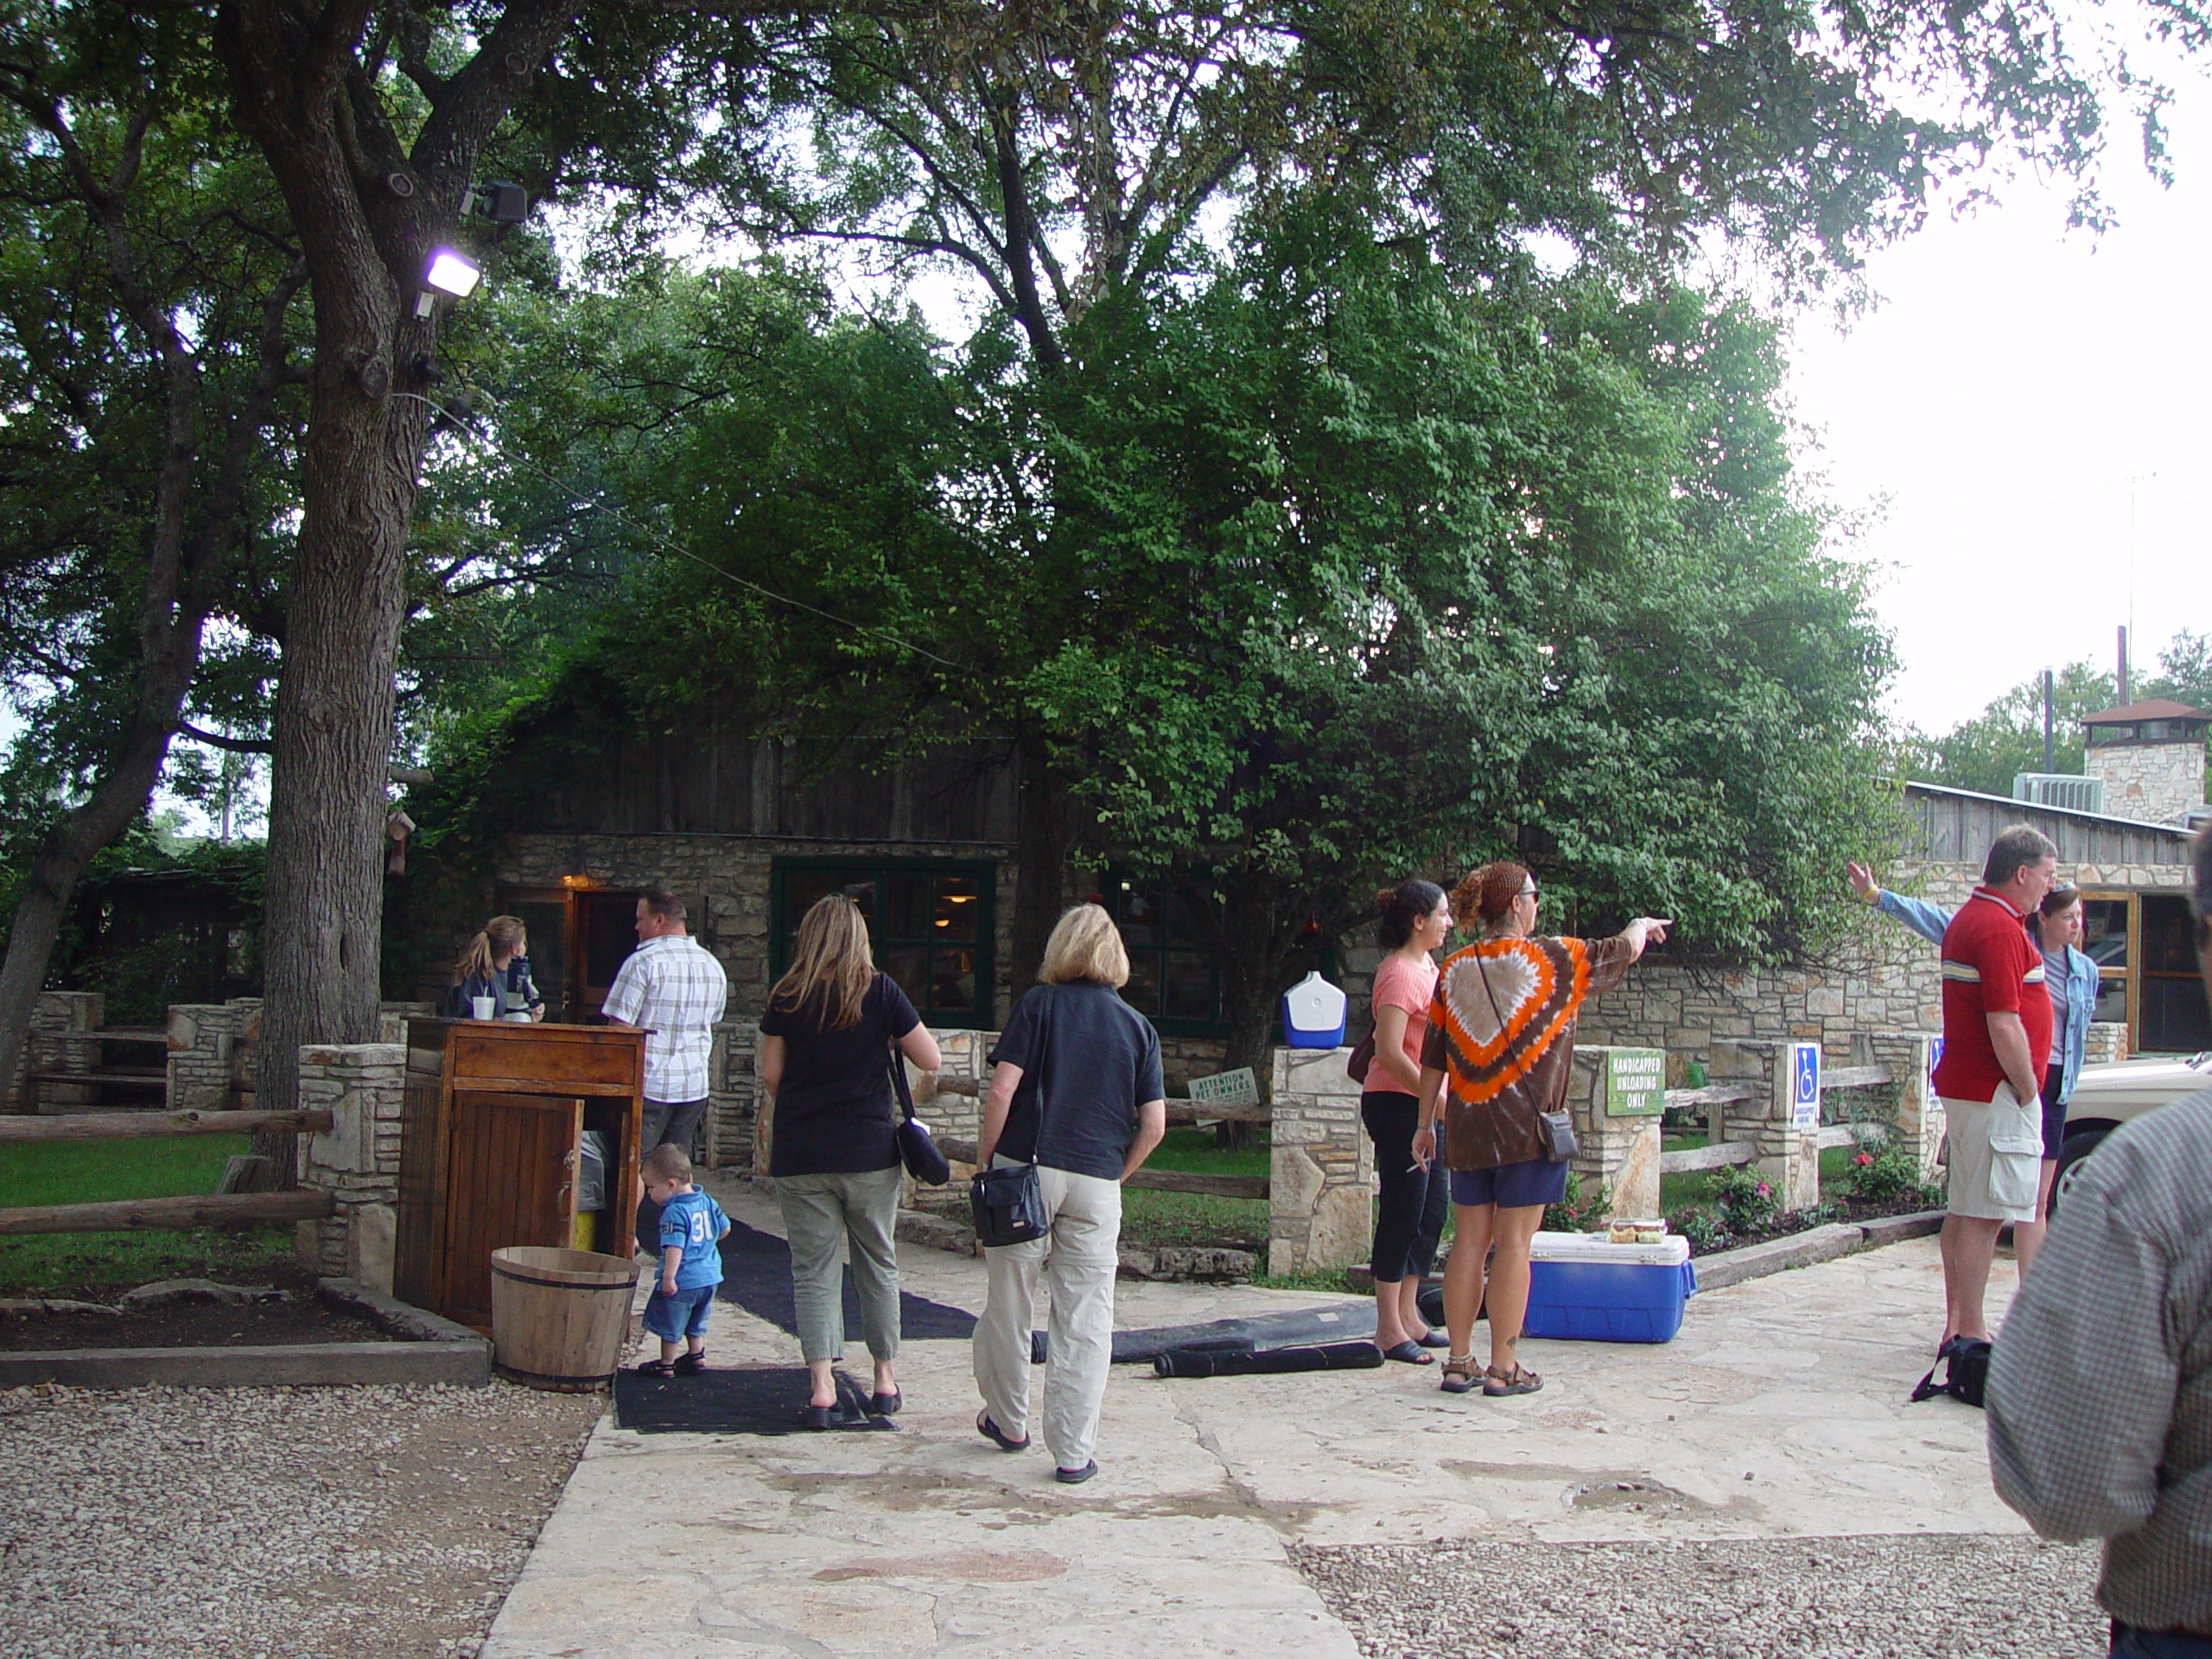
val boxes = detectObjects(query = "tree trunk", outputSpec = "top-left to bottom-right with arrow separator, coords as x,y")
253,362 -> 420,1159
215,2 -> 578,1165
1008,730 -> 1070,1006
1205,871 -> 1324,1148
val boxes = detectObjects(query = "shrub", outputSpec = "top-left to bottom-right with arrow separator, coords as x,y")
1542,1173 -> 1611,1233
1675,1205 -> 1728,1252
1707,1163 -> 1781,1234
1849,1137 -> 1945,1207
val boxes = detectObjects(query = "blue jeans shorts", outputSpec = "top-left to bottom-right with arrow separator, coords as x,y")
1448,1156 -> 1568,1210
644,1283 -> 715,1342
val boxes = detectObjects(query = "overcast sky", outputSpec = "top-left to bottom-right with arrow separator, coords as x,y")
1786,57 -> 2212,735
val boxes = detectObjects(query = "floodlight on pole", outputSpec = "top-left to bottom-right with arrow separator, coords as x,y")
415,248 -> 483,317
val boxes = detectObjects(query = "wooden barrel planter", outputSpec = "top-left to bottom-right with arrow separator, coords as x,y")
488,1246 -> 638,1391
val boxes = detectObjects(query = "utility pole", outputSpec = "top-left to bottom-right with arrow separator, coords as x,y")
2044,668 -> 2055,772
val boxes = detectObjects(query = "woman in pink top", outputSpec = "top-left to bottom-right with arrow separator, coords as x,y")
1364,879 -> 1454,1362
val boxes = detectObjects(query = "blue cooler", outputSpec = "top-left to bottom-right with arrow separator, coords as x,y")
1522,1231 -> 1696,1343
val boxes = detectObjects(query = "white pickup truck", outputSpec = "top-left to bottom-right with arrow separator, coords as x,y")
2050,1052 -> 2212,1213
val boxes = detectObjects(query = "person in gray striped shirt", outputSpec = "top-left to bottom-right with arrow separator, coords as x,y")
1987,829 -> 2212,1656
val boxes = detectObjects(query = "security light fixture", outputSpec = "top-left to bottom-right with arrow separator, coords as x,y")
415,248 -> 483,318
469,181 -> 530,226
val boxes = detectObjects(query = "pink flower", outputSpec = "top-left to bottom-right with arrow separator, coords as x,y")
1754,1182 -> 1770,1197
1853,1152 -> 1872,1167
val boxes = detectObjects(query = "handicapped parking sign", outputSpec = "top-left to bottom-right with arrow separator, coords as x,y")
1790,1041 -> 1821,1130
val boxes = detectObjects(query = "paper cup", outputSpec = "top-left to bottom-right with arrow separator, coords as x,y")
471,995 -> 496,1020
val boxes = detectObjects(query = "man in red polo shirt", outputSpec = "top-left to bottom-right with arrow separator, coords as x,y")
1932,824 -> 2059,1355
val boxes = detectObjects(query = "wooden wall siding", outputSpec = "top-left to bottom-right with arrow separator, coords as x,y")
1903,784 -> 2192,868
519,719 -> 1019,843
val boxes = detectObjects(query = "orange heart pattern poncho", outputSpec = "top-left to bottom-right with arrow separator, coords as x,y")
1418,932 -> 1637,1172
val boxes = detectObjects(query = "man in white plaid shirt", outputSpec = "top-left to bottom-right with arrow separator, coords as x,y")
602,888 -> 728,1251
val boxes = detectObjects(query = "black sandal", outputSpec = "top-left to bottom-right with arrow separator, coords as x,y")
632,1359 -> 675,1378
1380,1340 -> 1435,1365
976,1410 -> 1029,1452
671,1351 -> 707,1376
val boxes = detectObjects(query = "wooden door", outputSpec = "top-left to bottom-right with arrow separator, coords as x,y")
437,1091 -> 583,1330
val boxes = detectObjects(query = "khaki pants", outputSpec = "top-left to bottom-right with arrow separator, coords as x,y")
775,1166 -> 904,1365
972,1161 -> 1122,1471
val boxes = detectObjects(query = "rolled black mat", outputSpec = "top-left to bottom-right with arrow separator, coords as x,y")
1030,1303 -> 1373,1365
1152,1341 -> 1385,1378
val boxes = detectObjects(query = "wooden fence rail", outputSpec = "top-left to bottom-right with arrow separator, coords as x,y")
0,1109 -> 331,1145
0,1191 -> 333,1236
923,1071 -> 1272,1124
933,1136 -> 1268,1201
1656,1062 -> 1900,1179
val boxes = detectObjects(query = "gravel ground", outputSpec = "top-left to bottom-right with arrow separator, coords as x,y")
1294,1533 -> 2108,1659
0,1380 -> 602,1659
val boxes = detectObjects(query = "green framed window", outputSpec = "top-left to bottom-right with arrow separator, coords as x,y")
768,856 -> 995,1027
1102,874 -> 1230,1038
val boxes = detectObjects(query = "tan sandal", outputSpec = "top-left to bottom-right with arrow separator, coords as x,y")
1439,1355 -> 1481,1395
1483,1362 -> 1543,1397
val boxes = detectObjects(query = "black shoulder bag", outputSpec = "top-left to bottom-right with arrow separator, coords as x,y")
1911,1336 -> 1991,1408
887,1024 -> 951,1186
969,988 -> 1054,1248
875,982 -> 946,1185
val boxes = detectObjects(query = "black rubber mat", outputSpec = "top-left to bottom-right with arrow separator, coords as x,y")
714,1218 -> 977,1340
613,1363 -> 896,1435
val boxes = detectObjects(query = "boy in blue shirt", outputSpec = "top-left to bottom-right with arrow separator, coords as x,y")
634,1143 -> 728,1377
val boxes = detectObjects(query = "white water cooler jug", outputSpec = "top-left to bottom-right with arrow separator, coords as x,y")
1279,970 -> 1348,1049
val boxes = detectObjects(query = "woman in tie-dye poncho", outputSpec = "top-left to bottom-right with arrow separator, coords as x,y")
1410,861 -> 1671,1399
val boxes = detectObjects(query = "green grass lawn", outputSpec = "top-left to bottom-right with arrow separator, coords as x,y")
1120,1127 -> 1268,1250
0,1134 -> 295,1293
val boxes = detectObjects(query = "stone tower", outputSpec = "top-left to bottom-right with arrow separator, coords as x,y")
2082,700 -> 2210,826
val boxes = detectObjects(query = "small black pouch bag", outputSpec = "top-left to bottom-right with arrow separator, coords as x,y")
1911,1336 -> 1992,1408
969,988 -> 1055,1249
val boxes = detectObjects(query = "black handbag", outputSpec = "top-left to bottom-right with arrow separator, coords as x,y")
887,1039 -> 950,1186
969,988 -> 1054,1248
1911,1336 -> 1991,1408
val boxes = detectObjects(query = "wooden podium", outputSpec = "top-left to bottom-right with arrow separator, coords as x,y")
395,1020 -> 645,1331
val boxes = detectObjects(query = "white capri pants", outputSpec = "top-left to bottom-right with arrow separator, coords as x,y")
971,1161 -> 1123,1471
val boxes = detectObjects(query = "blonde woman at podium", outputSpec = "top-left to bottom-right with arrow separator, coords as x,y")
442,916 -> 543,1021
759,895 -> 942,1427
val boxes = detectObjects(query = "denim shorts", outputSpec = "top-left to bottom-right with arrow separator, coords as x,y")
643,1282 -> 715,1342
1448,1156 -> 1568,1210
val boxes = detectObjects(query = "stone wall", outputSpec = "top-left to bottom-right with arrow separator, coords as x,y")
6,990 -> 103,1112
1267,1046 -> 1371,1277
2088,740 -> 2206,827
164,1000 -> 257,1112
1565,1047 -> 1663,1220
166,999 -> 430,1114
295,1043 -> 407,1294
1580,857 -> 2188,1070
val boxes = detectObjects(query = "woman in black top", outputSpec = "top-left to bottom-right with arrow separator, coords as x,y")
972,904 -> 1166,1484
760,895 -> 942,1426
